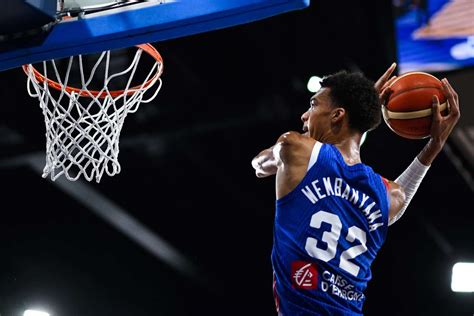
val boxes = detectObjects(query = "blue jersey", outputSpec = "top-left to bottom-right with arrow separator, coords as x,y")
272,142 -> 390,316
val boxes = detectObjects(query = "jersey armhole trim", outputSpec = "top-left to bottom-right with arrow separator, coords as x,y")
307,141 -> 323,171
381,176 -> 391,226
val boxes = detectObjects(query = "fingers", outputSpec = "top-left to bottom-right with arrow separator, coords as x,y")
431,95 -> 442,122
375,62 -> 397,91
382,63 -> 397,81
380,86 -> 393,105
441,78 -> 457,103
441,78 -> 460,120
382,75 -> 398,90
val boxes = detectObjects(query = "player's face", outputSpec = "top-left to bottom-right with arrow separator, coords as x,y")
301,88 -> 335,141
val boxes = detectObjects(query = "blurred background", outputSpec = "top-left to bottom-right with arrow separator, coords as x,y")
0,0 -> 473,315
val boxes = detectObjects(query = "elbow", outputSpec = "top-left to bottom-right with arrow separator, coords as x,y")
388,183 -> 407,225
391,183 -> 407,210
251,157 -> 260,171
255,170 -> 270,178
251,153 -> 277,177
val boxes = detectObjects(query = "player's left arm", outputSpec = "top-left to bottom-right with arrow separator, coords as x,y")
388,78 -> 460,225
381,179 -> 406,224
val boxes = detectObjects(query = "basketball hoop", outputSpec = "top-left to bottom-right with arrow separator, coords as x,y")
23,43 -> 163,182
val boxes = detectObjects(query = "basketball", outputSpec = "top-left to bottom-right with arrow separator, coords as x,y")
382,72 -> 448,139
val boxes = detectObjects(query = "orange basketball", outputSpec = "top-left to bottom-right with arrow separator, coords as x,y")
383,72 -> 448,139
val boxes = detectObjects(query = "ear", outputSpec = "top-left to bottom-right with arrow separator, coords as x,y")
331,108 -> 346,123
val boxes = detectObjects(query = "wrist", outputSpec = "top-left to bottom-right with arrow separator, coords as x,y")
417,138 -> 443,166
428,137 -> 444,151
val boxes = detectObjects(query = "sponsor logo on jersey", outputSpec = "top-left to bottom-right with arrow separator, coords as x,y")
321,270 -> 365,302
291,261 -> 318,289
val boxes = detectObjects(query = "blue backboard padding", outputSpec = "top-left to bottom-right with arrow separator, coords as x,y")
0,0 -> 310,71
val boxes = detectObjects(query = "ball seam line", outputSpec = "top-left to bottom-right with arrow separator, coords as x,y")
382,101 -> 448,120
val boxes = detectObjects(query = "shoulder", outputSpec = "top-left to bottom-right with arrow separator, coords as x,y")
277,131 -> 308,145
275,131 -> 316,163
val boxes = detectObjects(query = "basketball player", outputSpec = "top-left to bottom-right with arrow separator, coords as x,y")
251,63 -> 460,315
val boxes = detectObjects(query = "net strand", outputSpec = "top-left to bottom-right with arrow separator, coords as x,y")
25,46 -> 163,182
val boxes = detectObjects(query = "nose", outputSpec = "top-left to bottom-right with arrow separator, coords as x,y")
301,110 -> 309,123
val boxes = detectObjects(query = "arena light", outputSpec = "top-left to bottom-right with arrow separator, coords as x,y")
23,310 -> 50,316
451,262 -> 474,292
307,76 -> 322,93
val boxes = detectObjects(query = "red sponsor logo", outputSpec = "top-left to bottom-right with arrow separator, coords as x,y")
291,261 -> 318,289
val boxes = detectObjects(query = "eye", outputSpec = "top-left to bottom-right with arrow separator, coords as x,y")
310,99 -> 316,109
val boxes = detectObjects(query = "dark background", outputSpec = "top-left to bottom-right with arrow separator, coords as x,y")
0,1 -> 473,315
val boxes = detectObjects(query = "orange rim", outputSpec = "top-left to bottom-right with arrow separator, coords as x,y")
22,43 -> 163,98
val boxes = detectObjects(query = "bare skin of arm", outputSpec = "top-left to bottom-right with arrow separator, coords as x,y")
252,132 -> 315,198
251,131 -> 310,178
251,146 -> 278,178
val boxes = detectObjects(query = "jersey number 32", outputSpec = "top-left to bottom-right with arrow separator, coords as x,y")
305,210 -> 367,277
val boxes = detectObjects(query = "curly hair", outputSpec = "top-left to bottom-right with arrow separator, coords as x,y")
320,71 -> 381,133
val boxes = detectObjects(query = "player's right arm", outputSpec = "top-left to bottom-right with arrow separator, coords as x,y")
251,131 -> 304,178
252,131 -> 314,201
251,145 -> 279,178
251,132 -> 298,178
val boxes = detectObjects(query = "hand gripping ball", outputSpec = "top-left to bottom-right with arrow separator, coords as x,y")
382,72 -> 448,139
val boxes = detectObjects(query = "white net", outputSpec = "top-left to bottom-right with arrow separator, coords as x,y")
24,45 -> 163,182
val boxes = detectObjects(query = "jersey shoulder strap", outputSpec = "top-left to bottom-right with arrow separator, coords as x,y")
306,141 -> 323,171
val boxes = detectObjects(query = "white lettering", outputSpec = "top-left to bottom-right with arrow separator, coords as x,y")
322,271 -> 332,281
300,178 -> 385,233
311,180 -> 326,199
321,281 -> 329,292
361,202 -> 375,216
341,184 -> 350,200
334,178 -> 343,196
359,194 -> 370,208
322,270 -> 365,301
369,223 -> 384,232
367,210 -> 382,224
323,177 -> 334,196
349,189 -> 359,205
301,186 -> 318,203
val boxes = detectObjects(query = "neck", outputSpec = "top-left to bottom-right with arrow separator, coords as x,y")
333,134 -> 362,165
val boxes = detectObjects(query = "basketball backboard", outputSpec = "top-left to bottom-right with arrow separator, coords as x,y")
0,0 -> 310,72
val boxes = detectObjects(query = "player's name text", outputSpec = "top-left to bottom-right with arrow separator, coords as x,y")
300,177 -> 384,232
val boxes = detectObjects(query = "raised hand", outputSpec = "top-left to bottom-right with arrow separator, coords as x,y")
417,78 -> 461,165
375,63 -> 397,99
431,78 -> 461,145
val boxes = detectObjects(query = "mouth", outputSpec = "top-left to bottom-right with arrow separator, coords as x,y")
302,126 -> 308,133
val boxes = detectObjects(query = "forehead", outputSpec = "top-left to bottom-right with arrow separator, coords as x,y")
311,87 -> 332,102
